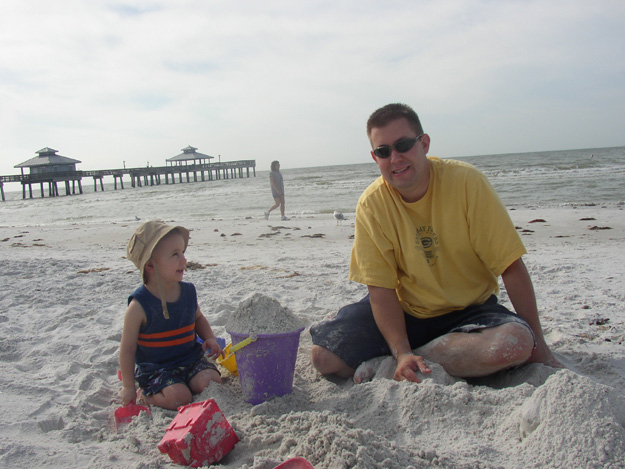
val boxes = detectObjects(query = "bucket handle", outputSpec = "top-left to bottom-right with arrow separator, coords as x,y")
230,335 -> 258,354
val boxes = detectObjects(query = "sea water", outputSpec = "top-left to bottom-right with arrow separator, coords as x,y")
0,146 -> 623,227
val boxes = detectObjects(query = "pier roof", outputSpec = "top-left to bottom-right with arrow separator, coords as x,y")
167,145 -> 215,164
15,148 -> 81,168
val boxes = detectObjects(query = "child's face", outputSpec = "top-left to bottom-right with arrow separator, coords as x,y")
149,232 -> 187,284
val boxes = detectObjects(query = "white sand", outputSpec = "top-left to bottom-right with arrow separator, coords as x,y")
1,205 -> 624,468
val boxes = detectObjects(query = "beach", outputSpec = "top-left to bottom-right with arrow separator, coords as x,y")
1,199 -> 624,467
2,0 -> 624,463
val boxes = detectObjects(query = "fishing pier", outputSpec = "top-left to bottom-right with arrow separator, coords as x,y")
1,146 -> 256,201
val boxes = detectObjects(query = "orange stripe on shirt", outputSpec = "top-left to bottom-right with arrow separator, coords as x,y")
138,323 -> 196,340
137,334 -> 196,348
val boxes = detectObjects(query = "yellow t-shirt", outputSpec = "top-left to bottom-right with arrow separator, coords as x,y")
349,157 -> 526,318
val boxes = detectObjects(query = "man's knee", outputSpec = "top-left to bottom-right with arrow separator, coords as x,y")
311,345 -> 354,377
311,345 -> 334,373
486,322 -> 534,367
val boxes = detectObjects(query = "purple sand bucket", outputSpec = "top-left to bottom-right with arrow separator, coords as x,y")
228,327 -> 304,405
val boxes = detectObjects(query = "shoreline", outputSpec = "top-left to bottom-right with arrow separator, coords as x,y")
1,203 -> 623,252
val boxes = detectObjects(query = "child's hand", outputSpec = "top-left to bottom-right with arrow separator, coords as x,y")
120,385 -> 137,406
203,338 -> 225,359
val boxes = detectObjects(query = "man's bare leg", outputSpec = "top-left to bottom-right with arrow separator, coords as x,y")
312,323 -> 533,382
415,322 -> 534,378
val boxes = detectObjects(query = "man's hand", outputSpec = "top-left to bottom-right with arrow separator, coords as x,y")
394,353 -> 432,382
527,338 -> 564,368
502,258 -> 563,369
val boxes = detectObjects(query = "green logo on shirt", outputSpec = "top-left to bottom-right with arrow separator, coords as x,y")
416,226 -> 440,266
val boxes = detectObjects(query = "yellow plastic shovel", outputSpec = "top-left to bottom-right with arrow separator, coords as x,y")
216,335 -> 257,375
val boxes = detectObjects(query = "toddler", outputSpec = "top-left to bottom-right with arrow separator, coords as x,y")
119,220 -> 223,410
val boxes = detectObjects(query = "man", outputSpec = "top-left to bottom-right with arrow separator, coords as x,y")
310,103 -> 559,383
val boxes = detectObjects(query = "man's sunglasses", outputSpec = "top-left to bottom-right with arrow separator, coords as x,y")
372,135 -> 423,159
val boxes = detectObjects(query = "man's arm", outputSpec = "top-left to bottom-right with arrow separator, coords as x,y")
501,257 -> 562,367
368,285 -> 431,382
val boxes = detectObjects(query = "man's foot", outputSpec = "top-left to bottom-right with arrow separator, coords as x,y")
353,356 -> 387,383
281,215 -> 289,221
264,211 -> 270,220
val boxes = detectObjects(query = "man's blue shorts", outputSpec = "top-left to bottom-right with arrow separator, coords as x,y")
309,295 -> 535,369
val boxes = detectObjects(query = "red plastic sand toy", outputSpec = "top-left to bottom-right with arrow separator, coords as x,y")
114,403 -> 151,430
275,457 -> 315,468
158,399 -> 239,467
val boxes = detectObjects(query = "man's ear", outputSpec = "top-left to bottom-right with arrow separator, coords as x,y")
421,134 -> 431,154
370,151 -> 378,163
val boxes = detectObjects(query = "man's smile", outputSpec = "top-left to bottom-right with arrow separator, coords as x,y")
392,165 -> 410,175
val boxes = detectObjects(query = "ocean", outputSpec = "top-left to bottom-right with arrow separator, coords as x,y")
1,146 -> 623,228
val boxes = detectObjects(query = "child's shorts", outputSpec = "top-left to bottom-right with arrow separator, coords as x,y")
135,357 -> 220,396
309,294 -> 535,369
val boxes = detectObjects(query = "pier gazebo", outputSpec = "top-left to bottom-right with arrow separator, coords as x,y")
161,145 -> 217,184
14,147 -> 83,198
167,146 -> 215,167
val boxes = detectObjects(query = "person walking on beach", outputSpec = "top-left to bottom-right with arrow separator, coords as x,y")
265,160 -> 289,221
310,103 -> 560,384
119,220 -> 224,410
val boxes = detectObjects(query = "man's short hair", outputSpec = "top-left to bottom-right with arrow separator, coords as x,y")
366,103 -> 424,138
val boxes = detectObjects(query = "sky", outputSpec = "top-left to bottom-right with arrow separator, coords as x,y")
1,0 -> 624,176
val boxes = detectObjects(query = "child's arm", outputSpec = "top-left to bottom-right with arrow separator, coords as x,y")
119,299 -> 146,405
195,306 -> 224,359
